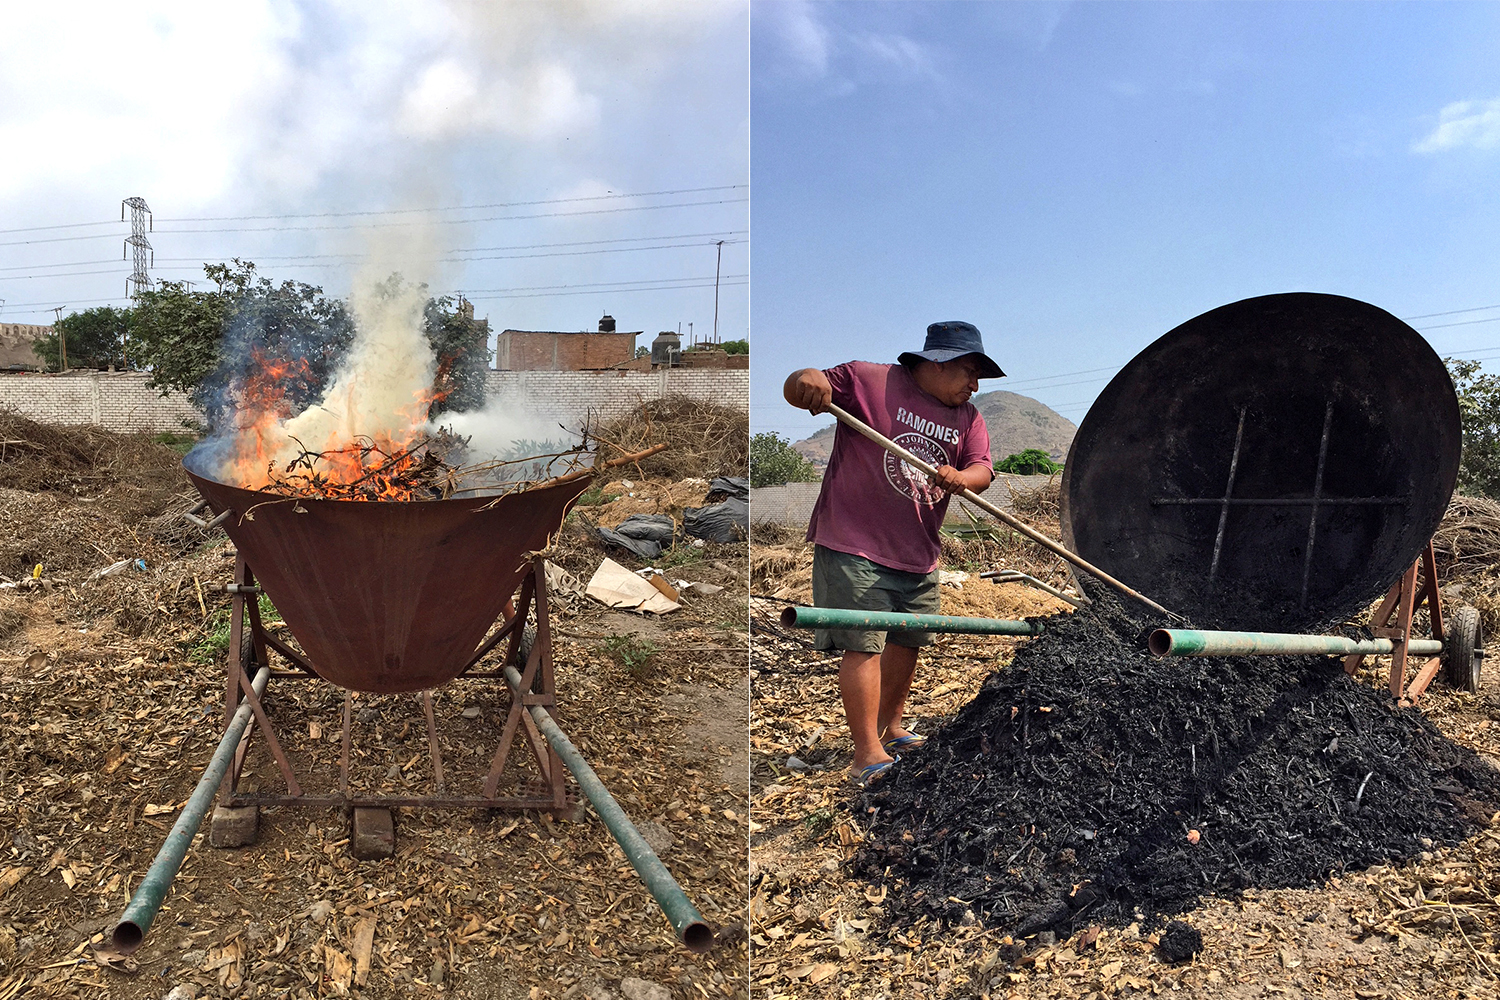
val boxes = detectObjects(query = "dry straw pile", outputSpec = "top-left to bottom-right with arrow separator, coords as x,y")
592,395 -> 747,481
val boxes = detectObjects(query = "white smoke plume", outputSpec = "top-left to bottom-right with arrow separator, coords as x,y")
276,278 -> 436,461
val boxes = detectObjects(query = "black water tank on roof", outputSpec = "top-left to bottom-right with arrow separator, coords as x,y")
651,331 -> 681,367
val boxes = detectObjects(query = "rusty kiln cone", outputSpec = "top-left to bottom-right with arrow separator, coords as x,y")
184,452 -> 592,694
1060,292 -> 1461,632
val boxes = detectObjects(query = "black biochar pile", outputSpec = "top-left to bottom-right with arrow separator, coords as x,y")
854,599 -> 1500,936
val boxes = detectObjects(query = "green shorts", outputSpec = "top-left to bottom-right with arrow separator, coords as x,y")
811,545 -> 941,653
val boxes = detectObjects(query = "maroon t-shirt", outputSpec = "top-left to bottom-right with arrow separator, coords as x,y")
806,361 -> 992,574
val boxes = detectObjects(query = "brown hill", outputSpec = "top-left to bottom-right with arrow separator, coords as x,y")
792,390 -> 1077,468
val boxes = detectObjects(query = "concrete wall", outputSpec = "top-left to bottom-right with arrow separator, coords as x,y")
0,368 -> 748,433
495,330 -> 639,371
0,371 -> 200,431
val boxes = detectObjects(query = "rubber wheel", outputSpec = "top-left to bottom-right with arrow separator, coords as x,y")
512,626 -> 539,685
1444,605 -> 1484,693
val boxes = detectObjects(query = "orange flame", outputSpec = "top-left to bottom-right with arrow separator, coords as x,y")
217,348 -> 451,501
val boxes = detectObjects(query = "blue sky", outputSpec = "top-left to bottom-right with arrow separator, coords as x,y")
751,1 -> 1500,443
0,2 -> 747,352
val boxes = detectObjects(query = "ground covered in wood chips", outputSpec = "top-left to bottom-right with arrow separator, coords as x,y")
749,519 -> 1500,999
0,415 -> 748,1000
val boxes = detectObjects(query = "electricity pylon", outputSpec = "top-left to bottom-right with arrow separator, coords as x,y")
122,196 -> 153,298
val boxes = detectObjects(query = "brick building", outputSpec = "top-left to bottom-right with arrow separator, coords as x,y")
0,323 -> 48,371
494,314 -> 640,371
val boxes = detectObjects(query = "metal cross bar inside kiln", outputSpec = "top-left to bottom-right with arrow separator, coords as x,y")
1151,401 -> 1409,608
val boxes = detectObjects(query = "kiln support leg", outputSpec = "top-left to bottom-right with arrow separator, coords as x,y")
1343,541 -> 1446,704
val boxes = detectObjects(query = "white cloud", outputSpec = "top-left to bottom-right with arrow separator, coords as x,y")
1413,98 -> 1500,154
769,0 -> 833,78
0,3 -> 299,206
850,33 -> 937,81
757,5 -> 944,92
0,0 -> 741,211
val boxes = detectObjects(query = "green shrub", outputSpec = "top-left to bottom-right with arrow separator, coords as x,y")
603,633 -> 659,680
995,448 -> 1062,475
1450,358 -> 1500,499
574,483 -> 622,507
750,432 -> 819,487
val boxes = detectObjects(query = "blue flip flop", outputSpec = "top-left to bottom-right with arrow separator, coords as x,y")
853,759 -> 897,788
882,733 -> 927,754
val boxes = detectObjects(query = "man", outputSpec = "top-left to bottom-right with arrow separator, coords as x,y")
784,321 -> 1003,786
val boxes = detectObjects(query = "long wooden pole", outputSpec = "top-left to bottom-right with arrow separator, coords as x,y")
825,402 -> 1179,621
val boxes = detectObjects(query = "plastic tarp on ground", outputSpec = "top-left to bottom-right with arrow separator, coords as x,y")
685,476 -> 749,543
597,513 -> 676,560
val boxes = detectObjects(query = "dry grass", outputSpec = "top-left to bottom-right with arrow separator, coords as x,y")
1435,495 -> 1500,636
0,413 -> 750,1000
0,409 -> 187,519
1004,474 -> 1062,519
592,395 -> 747,481
0,410 -> 198,580
1435,496 -> 1500,580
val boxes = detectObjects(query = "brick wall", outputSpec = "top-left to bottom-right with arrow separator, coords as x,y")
484,369 -> 749,425
0,368 -> 748,433
495,330 -> 639,371
0,371 -> 201,431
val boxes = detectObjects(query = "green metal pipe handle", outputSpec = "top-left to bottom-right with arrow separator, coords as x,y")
111,665 -> 271,954
781,605 -> 1045,636
1149,628 -> 1445,658
503,666 -> 715,953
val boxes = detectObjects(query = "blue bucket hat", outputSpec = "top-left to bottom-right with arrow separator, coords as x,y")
898,321 -> 1005,378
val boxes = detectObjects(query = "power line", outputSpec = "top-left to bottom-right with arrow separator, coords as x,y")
0,238 -> 749,281
453,230 -> 746,254
0,218 -> 120,237
999,365 -> 1121,388
1402,303 -> 1500,320
155,184 -> 746,223
0,273 -> 751,314
0,184 -> 746,236
453,274 -> 748,295
153,197 -> 749,236
1413,315 -> 1500,331
452,238 -> 744,266
462,279 -> 746,303
997,374 -> 1114,392
0,258 -> 123,272
0,197 -> 748,247
0,230 -> 750,273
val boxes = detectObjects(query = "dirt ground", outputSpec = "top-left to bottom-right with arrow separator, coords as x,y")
0,427 -> 750,1000
748,526 -> 1500,1000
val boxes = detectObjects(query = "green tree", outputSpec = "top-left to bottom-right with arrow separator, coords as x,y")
129,276 -> 231,401
423,294 -> 492,415
750,432 -> 820,487
133,259 -> 355,421
130,259 -> 495,429
34,306 -> 135,371
995,448 -> 1062,475
1449,358 -> 1500,499
722,339 -> 748,355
